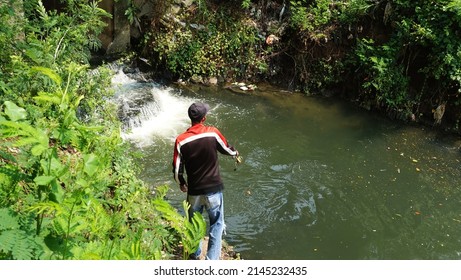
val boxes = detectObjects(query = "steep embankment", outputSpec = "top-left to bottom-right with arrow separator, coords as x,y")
125,0 -> 461,136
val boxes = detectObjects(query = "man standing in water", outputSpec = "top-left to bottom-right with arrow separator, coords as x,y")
173,102 -> 239,260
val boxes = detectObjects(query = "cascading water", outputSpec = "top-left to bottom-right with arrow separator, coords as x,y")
111,68 -> 195,148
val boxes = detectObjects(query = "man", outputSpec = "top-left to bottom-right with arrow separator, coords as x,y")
172,102 -> 239,260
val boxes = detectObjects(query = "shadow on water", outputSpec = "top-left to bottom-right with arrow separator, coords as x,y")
114,73 -> 461,260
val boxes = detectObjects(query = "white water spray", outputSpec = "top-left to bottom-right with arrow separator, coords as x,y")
121,87 -> 194,147
110,69 -> 194,147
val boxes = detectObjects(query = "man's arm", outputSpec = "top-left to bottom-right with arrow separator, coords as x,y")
173,141 -> 187,188
213,128 -> 238,157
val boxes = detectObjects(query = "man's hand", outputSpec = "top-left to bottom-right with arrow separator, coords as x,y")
180,184 -> 188,193
234,150 -> 242,164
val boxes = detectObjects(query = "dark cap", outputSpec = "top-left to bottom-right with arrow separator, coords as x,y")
188,102 -> 210,122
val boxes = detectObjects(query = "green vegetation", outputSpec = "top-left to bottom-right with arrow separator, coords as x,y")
154,189 -> 206,260
147,0 -> 266,82
347,0 -> 461,122
0,0 -> 204,260
287,0 -> 461,124
143,0 -> 461,129
3,0 -> 461,259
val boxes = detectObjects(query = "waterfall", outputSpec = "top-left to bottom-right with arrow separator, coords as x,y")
110,68 -> 193,147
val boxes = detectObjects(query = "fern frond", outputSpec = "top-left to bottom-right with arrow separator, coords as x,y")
33,91 -> 62,105
14,137 -> 43,147
0,120 -> 49,157
154,198 -> 206,259
0,229 -> 44,260
10,231 -> 35,260
0,229 -> 18,254
153,198 -> 184,231
0,208 -> 20,230
0,120 -> 49,146
0,166 -> 32,182
0,150 -> 17,163
0,209 -> 43,260
36,0 -> 49,22
27,201 -> 61,216
30,66 -> 62,86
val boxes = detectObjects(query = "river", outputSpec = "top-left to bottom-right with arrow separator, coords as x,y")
112,69 -> 461,260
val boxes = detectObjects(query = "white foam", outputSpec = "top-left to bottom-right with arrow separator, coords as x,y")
111,69 -> 137,88
120,86 -> 194,147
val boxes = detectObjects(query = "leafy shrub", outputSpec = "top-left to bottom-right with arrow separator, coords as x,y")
353,38 -> 410,115
149,1 -> 264,81
153,186 -> 206,260
0,0 -> 185,260
0,208 -> 46,260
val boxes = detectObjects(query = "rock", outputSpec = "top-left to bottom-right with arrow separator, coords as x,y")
190,74 -> 203,84
433,103 -> 446,125
265,34 -> 279,45
208,77 -> 218,85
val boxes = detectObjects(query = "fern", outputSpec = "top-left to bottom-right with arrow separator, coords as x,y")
0,230 -> 21,258
35,0 -> 49,22
182,200 -> 207,259
0,208 -> 44,260
0,208 -> 20,230
30,66 -> 62,86
0,150 -> 17,164
0,118 -> 49,157
153,195 -> 206,260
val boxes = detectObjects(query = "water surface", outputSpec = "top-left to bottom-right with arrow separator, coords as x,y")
114,74 -> 461,260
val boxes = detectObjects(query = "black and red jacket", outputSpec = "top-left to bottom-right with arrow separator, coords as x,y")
173,123 -> 237,195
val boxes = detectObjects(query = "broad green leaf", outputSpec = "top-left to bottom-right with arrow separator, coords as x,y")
34,175 -> 55,186
40,157 -> 65,177
83,153 -> 100,177
49,178 -> 64,203
4,101 -> 27,121
76,178 -> 89,188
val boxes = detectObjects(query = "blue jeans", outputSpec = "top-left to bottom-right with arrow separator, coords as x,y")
187,191 -> 224,260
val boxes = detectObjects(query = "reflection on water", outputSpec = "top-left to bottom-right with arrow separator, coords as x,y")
114,72 -> 461,260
